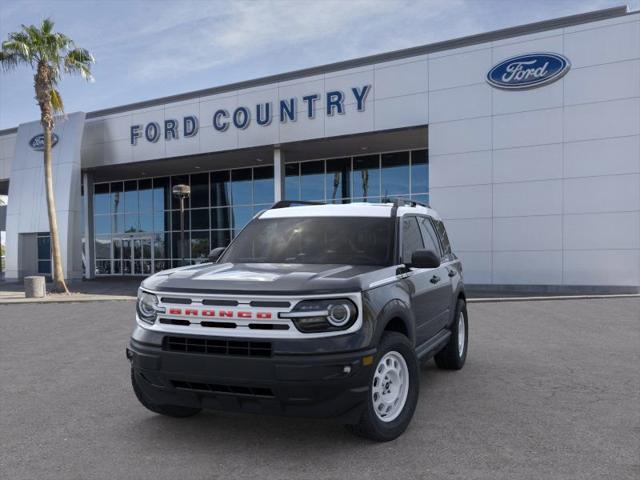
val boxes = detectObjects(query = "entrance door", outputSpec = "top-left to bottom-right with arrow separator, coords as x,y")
113,236 -> 153,275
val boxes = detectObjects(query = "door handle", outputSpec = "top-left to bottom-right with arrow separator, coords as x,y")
448,269 -> 456,278
430,275 -> 441,284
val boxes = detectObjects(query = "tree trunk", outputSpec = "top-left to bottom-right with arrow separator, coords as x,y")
43,122 -> 69,294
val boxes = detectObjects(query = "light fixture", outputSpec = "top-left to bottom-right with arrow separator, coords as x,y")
256,157 -> 263,162
360,146 -> 368,151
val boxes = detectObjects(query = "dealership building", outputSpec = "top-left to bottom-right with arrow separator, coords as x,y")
0,5 -> 638,293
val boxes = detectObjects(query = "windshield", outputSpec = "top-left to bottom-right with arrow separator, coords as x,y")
220,216 -> 394,266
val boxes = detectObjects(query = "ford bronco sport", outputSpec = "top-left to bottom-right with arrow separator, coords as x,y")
127,198 -> 468,441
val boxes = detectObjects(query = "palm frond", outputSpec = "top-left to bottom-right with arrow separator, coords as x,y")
50,88 -> 64,113
64,47 -> 94,81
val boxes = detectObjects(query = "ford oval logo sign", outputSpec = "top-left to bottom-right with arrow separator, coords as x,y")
29,133 -> 59,151
487,53 -> 570,90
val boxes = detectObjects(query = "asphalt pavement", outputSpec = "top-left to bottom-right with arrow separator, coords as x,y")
1,298 -> 638,479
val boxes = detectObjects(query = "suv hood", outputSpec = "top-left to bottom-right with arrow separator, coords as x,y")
142,262 -> 395,295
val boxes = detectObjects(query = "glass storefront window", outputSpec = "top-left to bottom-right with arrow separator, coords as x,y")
300,161 -> 324,201
253,166 -> 274,205
153,177 -> 170,211
211,207 -> 231,230
411,149 -> 428,195
91,151 -> 424,276
171,210 -> 190,231
211,171 -> 231,207
124,180 -> 138,213
94,183 -> 110,214
191,208 -> 209,230
190,231 -> 210,259
138,179 -> 153,212
190,173 -> 209,208
231,205 -> 254,234
381,152 -> 410,197
325,158 -> 350,203
284,163 -> 300,200
352,155 -> 380,200
231,169 -> 252,205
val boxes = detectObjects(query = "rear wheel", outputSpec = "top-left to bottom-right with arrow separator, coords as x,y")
131,369 -> 202,418
346,332 -> 419,442
434,299 -> 468,370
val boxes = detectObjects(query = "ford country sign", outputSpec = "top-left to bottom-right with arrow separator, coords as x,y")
29,133 -> 59,151
487,53 -> 570,90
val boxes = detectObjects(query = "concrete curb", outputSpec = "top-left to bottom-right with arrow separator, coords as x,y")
0,295 -> 136,304
467,293 -> 640,303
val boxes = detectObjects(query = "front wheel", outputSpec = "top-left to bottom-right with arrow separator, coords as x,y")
346,332 -> 419,442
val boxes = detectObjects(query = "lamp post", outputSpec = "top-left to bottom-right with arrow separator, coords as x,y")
172,184 -> 191,267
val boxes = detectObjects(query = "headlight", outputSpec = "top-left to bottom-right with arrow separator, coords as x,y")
136,290 -> 164,324
280,298 -> 358,333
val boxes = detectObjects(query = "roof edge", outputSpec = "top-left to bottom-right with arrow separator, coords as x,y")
0,5 -> 631,135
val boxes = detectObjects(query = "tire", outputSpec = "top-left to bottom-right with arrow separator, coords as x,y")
434,298 -> 468,370
346,332 -> 419,442
131,369 -> 202,418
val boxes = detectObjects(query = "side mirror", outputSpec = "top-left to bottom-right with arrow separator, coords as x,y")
207,247 -> 226,263
409,249 -> 440,269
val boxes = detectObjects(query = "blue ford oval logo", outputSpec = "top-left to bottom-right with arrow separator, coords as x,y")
29,133 -> 59,151
487,53 -> 570,90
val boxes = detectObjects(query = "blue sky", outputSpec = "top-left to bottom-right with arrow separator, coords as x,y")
0,0 -> 633,130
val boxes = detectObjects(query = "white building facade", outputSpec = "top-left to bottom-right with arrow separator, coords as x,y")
0,6 -> 638,293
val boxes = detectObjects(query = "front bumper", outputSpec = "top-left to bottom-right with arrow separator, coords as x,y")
128,334 -> 376,423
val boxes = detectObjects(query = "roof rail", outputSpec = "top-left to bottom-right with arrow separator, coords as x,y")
382,196 -> 430,208
271,200 -> 325,209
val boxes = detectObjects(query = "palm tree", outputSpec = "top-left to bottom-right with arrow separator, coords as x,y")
0,18 -> 94,293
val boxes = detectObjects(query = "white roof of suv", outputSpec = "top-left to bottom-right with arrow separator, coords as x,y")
259,202 -> 442,220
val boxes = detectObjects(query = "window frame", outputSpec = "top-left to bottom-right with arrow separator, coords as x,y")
399,215 -> 425,265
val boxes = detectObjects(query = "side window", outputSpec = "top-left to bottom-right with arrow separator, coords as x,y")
433,219 -> 452,256
418,217 -> 441,257
401,216 -> 424,264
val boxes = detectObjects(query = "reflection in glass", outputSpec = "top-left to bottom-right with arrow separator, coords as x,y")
211,230 -> 232,249
231,206 -> 254,232
300,161 -> 324,201
94,183 -> 110,214
111,182 -> 123,215
190,173 -> 209,208
95,237 -> 111,259
153,212 -> 168,232
171,210 -> 190,231
138,179 -> 153,212
211,207 -> 231,230
411,149 -> 428,194
153,177 -> 170,211
190,231 -> 209,259
253,166 -> 274,204
285,163 -> 300,200
381,152 -> 410,197
231,169 -> 252,205
139,213 -> 153,232
113,238 -> 122,260
95,215 -> 110,235
191,208 -> 209,230
352,155 -> 380,200
124,213 -> 139,232
211,171 -> 230,207
325,158 -> 350,203
124,180 -> 138,212
153,233 -> 168,258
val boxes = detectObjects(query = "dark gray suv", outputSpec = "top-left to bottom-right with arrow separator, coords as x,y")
127,198 -> 468,441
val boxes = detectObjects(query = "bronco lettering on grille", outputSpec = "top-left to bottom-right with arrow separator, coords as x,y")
167,308 -> 272,319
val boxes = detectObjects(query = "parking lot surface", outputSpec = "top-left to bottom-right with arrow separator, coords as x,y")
1,297 -> 638,480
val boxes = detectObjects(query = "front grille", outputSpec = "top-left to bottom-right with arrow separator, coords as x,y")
171,380 -> 274,397
163,336 -> 272,357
